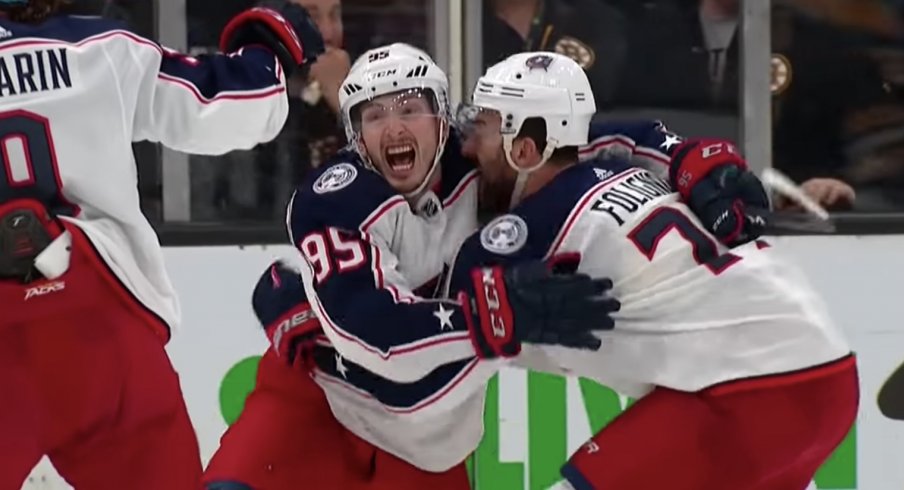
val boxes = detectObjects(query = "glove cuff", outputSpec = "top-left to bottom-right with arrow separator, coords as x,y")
465,266 -> 520,359
220,7 -> 304,64
670,139 -> 746,201
263,301 -> 320,358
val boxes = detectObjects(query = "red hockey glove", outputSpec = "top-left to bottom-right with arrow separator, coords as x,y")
459,261 -> 619,359
252,260 -> 322,365
670,139 -> 769,246
220,2 -> 325,76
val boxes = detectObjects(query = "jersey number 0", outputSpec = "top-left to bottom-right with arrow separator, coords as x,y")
0,110 -> 76,216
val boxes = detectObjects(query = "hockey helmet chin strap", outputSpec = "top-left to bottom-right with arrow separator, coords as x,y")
502,133 -> 558,209
403,115 -> 449,199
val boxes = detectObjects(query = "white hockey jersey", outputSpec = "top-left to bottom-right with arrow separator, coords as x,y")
288,139 -> 498,471
0,16 -> 288,333
447,159 -> 850,398
285,121 -> 700,471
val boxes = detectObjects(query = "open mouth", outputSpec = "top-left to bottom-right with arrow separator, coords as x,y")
384,143 -> 417,174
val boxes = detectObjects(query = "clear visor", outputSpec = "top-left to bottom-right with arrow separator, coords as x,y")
351,87 -> 440,133
455,103 -> 504,139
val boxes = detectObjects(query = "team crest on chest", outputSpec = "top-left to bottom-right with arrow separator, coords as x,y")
481,214 -> 528,255
314,163 -> 358,194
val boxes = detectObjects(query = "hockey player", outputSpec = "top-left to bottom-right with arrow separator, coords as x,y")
204,42 -> 617,490
0,1 -> 323,488
206,43 -> 773,489
444,52 -> 858,490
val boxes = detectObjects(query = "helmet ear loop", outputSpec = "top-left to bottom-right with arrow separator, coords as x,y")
503,134 -> 557,210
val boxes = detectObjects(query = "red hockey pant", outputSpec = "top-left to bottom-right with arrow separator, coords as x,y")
564,355 -> 859,490
203,349 -> 471,490
0,225 -> 202,490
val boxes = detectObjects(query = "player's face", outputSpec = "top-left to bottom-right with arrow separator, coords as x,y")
358,89 -> 441,194
466,109 -> 518,213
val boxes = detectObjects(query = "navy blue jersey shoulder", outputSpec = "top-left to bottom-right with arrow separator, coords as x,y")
587,119 -> 684,159
447,159 -> 635,294
289,150 -> 401,240
0,15 -> 129,44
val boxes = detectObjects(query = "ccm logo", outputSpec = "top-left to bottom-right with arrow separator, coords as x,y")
701,142 -> 738,159
24,281 -> 65,301
272,308 -> 317,348
480,268 -> 507,339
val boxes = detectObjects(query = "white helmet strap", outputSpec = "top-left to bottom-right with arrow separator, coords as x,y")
403,116 -> 448,199
502,132 -> 558,209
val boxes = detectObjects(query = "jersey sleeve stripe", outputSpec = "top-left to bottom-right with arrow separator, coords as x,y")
580,134 -> 669,167
442,169 -> 479,207
312,357 -> 480,414
360,195 -> 407,231
29,29 -> 288,105
309,292 -> 471,358
633,146 -> 670,165
364,231 -> 416,304
360,196 -> 415,304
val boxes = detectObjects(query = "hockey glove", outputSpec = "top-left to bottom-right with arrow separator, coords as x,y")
252,260 -> 322,366
670,139 -> 770,247
460,260 -> 620,359
220,2 -> 325,77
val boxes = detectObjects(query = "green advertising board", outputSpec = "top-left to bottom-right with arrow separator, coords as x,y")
220,357 -> 856,490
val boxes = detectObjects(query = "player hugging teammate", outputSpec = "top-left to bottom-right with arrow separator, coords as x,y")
207,41 -> 857,490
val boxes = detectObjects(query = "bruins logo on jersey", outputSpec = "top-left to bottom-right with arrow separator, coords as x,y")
555,36 -> 595,69
313,163 -> 358,194
771,54 -> 793,95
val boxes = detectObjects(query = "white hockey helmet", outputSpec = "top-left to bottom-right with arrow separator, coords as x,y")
339,43 -> 451,197
471,52 -> 596,207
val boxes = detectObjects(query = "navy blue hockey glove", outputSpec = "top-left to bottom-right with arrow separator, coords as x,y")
459,260 -> 620,359
220,2 -> 325,77
252,260 -> 321,366
670,139 -> 769,247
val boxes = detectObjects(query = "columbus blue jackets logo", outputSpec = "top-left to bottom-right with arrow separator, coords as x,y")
313,163 -> 358,194
481,215 -> 528,255
525,54 -> 554,71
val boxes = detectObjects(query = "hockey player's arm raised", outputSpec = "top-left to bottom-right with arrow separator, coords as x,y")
126,2 -> 324,154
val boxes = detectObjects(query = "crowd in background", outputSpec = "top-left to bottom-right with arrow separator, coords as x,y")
101,0 -> 904,224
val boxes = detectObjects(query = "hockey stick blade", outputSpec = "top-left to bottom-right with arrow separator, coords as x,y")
761,168 -> 830,220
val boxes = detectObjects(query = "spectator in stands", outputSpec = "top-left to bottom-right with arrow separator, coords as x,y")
251,0 -> 350,219
483,0 -> 629,108
292,0 -> 350,115
770,1 -> 904,211
613,0 -> 740,112
615,0 -> 866,211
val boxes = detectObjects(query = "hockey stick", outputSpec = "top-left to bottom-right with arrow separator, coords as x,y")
760,168 -> 837,233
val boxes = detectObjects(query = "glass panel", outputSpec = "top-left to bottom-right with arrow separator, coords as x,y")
182,0 -> 433,223
477,0 -> 740,143
770,1 -> 904,212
